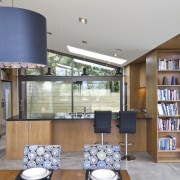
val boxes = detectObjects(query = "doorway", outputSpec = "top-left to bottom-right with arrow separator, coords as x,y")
1,81 -> 11,136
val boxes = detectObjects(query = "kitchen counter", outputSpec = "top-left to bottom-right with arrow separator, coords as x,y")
7,112 -> 151,121
6,112 -> 150,159
6,113 -> 94,121
136,112 -> 152,119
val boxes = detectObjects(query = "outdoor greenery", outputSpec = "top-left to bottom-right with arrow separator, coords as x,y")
26,52 -> 116,76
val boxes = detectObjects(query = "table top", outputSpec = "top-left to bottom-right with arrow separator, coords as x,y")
0,169 -> 130,180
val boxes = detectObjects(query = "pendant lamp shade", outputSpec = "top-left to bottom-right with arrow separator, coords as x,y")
0,7 -> 47,68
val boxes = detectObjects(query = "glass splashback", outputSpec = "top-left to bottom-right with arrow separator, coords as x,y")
73,81 -> 120,113
19,77 -> 121,119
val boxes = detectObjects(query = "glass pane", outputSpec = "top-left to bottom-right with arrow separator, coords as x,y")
26,68 -> 41,75
41,54 -> 73,76
73,80 -> 120,117
73,58 -> 116,76
51,55 -> 72,76
24,52 -> 118,76
26,81 -> 72,118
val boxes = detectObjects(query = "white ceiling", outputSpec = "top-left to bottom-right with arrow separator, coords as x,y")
1,0 -> 180,67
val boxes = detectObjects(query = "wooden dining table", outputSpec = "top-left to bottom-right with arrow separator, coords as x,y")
0,169 -> 130,180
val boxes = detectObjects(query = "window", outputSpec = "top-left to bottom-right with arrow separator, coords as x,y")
19,52 -> 122,119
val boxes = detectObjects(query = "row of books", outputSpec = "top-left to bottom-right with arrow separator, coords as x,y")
157,102 -> 178,116
158,118 -> 180,131
157,89 -> 179,101
158,135 -> 176,150
158,58 -> 180,70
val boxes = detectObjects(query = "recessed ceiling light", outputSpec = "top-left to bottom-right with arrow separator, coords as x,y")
114,48 -> 122,57
67,46 -> 127,65
82,40 -> 87,44
47,32 -> 52,35
79,17 -> 87,24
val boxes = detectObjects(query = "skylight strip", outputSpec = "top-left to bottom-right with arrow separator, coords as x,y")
67,46 -> 127,65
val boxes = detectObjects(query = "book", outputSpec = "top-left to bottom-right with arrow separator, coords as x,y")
164,138 -> 170,150
167,135 -> 176,150
159,136 -> 177,150
158,103 -> 164,115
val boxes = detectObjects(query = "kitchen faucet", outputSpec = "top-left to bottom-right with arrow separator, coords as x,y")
83,106 -> 89,118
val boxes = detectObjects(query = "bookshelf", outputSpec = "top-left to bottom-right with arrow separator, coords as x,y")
146,50 -> 180,162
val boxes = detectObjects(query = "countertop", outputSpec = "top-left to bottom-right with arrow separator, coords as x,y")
136,112 -> 152,119
7,112 -> 151,121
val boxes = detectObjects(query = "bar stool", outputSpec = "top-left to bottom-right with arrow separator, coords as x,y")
94,110 -> 112,145
118,111 -> 136,161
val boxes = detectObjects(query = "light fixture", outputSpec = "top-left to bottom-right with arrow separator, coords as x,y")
81,68 -> 88,76
79,17 -> 87,24
0,7 -> 47,68
67,46 -> 127,65
82,40 -> 87,44
46,67 -> 52,75
114,53 -> 118,57
114,48 -> 122,57
115,67 -> 123,76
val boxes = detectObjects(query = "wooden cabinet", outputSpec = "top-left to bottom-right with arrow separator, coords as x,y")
125,63 -> 146,111
6,120 -> 53,159
146,50 -> 180,162
53,119 -> 147,152
139,62 -> 146,87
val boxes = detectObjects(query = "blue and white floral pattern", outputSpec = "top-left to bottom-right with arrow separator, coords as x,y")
83,144 -> 121,170
23,145 -> 61,170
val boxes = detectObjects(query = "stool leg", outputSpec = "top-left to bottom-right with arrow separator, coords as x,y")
121,133 -> 136,161
101,133 -> 104,145
125,133 -> 128,157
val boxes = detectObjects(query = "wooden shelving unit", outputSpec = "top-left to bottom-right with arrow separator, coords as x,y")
146,50 -> 180,162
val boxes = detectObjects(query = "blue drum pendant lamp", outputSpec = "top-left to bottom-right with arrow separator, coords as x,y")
0,7 -> 47,68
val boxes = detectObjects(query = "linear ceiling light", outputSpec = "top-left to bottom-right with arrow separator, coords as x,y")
67,46 -> 127,65
0,7 -> 47,68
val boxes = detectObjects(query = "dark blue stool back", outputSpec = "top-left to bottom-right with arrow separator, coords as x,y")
119,111 -> 136,133
94,111 -> 112,133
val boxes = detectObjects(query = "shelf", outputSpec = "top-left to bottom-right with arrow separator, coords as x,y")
158,115 -> 180,118
158,100 -> 180,102
158,70 -> 180,72
158,147 -> 180,152
158,148 -> 180,162
158,157 -> 180,163
158,130 -> 180,133
157,85 -> 180,87
146,49 -> 180,162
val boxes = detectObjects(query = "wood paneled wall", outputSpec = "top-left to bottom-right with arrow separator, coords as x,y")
53,119 -> 147,152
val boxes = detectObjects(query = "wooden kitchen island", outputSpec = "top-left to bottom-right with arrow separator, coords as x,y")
6,113 -> 150,159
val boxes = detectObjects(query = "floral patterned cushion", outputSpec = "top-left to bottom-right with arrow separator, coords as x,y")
23,145 -> 61,169
83,144 -> 121,170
